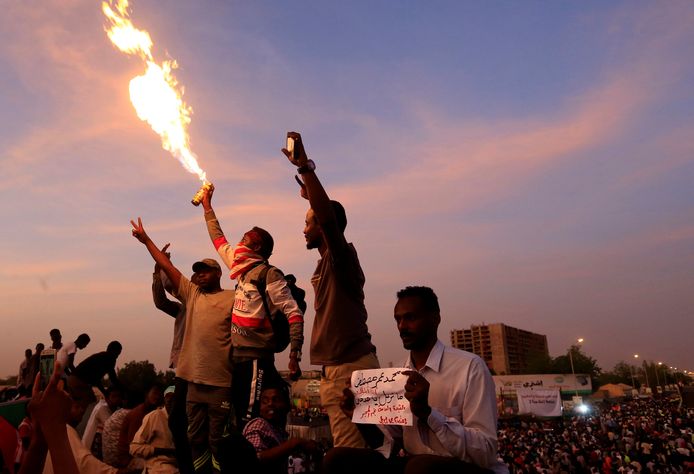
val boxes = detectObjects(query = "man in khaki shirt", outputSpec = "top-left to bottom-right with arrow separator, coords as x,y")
131,218 -> 232,474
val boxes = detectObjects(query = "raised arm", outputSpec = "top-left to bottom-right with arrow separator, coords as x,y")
19,365 -> 80,474
152,245 -> 183,317
201,185 -> 235,270
283,132 -> 348,255
131,217 -> 182,291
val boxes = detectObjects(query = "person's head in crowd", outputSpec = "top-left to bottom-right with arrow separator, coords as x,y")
68,399 -> 88,427
106,386 -> 124,412
240,226 -> 274,259
121,390 -> 140,410
75,333 -> 91,350
191,272 -> 201,285
303,200 -> 346,251
24,348 -> 32,360
394,286 -> 440,352
163,385 -> 175,414
259,381 -> 291,427
35,342 -> 45,354
49,328 -> 62,347
106,340 -> 122,358
191,258 -> 223,293
144,384 -> 164,409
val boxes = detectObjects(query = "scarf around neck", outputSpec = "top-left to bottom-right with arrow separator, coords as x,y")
229,244 -> 265,280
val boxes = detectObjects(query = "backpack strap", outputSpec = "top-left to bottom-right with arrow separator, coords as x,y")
249,264 -> 272,319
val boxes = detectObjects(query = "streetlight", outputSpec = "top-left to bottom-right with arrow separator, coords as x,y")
654,362 -> 661,390
630,354 -> 638,390
569,338 -> 584,397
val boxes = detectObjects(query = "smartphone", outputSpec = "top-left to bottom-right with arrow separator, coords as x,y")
286,135 -> 295,161
39,349 -> 56,389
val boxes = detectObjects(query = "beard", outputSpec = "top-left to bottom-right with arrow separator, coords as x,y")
305,235 -> 321,250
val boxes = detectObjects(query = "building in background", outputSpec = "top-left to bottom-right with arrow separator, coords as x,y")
451,323 -> 549,375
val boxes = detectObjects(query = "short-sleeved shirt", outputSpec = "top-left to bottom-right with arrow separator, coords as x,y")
310,243 -> 375,366
175,276 -> 233,387
57,341 -> 77,369
73,352 -> 117,386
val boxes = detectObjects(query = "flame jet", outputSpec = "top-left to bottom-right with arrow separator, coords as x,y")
103,0 -> 208,183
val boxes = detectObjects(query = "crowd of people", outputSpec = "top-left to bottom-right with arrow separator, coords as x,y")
2,132 -> 690,474
498,397 -> 693,473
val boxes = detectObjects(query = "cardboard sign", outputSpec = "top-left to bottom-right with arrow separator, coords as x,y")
350,368 -> 413,426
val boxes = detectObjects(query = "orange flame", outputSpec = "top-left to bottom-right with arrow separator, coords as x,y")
102,0 -> 207,183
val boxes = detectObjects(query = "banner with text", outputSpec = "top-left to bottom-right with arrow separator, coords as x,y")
516,389 -> 562,417
351,368 -> 413,426
494,374 -> 592,395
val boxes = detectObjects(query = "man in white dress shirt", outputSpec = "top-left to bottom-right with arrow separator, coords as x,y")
324,286 -> 508,474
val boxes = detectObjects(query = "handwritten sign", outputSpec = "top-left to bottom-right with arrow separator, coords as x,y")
351,368 -> 413,426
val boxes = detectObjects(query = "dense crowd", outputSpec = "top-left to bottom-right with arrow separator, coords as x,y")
1,132 -> 691,474
498,397 -> 693,473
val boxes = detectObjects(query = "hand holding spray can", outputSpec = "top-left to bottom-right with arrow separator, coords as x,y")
191,182 -> 214,206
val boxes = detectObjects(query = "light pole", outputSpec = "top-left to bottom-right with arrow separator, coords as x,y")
568,338 -> 584,397
630,354 -> 638,391
642,359 -> 650,389
654,362 -> 661,390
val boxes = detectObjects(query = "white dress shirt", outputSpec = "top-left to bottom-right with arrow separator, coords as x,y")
382,340 -> 508,474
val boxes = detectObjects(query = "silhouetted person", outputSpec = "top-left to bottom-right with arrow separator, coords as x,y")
70,341 -> 122,404
17,348 -> 33,396
49,328 -> 63,351
58,333 -> 91,376
27,343 -> 44,393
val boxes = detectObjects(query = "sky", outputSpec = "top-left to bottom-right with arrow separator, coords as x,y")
1,0 -> 693,378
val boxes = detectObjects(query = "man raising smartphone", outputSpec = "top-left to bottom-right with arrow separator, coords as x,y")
282,132 -> 379,448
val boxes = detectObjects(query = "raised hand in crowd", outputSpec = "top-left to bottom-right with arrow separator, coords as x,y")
200,181 -> 215,212
153,242 -> 171,273
19,363 -> 79,474
131,217 -> 182,291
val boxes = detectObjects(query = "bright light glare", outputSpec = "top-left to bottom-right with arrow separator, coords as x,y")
577,404 -> 589,414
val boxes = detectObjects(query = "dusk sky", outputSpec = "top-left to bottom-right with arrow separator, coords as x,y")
1,1 -> 693,378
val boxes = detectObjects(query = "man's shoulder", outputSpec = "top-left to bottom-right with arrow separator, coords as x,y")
142,406 -> 166,423
78,351 -> 107,365
244,263 -> 283,283
323,242 -> 361,270
266,265 -> 286,283
441,344 -> 489,370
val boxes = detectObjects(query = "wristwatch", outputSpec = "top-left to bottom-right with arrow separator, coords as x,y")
297,159 -> 316,174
